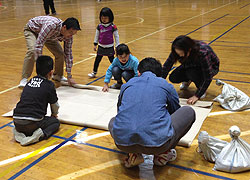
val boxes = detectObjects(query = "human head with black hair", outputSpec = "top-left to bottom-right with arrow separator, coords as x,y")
171,35 -> 199,64
99,7 -> 114,24
116,43 -> 131,64
36,55 -> 54,78
61,17 -> 81,39
138,57 -> 162,77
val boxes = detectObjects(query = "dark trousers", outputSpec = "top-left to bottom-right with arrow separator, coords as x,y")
43,0 -> 56,15
93,55 -> 114,73
109,106 -> 195,155
14,116 -> 60,139
169,65 -> 204,89
112,66 -> 135,84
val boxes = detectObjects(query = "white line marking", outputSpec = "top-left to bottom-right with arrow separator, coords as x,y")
0,86 -> 18,95
119,16 -> 144,27
88,53 -> 96,56
0,36 -> 23,43
56,159 -> 120,180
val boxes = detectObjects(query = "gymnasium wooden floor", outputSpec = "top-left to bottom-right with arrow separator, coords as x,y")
0,0 -> 250,179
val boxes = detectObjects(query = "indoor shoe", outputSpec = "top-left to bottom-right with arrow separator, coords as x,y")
180,81 -> 191,90
88,72 -> 97,78
110,83 -> 122,89
52,74 -> 67,82
18,78 -> 28,88
153,149 -> 177,166
124,153 -> 144,168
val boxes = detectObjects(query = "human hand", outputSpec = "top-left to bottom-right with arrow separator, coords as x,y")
187,95 -> 199,105
94,45 -> 97,51
67,76 -> 76,87
102,83 -> 109,92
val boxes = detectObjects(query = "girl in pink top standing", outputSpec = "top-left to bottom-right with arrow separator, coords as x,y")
88,7 -> 119,78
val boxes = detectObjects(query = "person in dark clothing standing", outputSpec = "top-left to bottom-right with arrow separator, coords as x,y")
162,35 -> 220,105
43,0 -> 56,15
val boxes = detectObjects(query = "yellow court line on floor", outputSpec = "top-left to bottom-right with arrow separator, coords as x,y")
0,127 -> 77,178
191,130 -> 250,146
56,159 -> 121,180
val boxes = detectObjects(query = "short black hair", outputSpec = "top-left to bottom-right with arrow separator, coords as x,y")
116,43 -> 130,56
36,55 -> 54,77
100,7 -> 114,23
62,17 -> 81,30
138,57 -> 162,77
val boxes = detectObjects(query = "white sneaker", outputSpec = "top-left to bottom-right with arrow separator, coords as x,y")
180,81 -> 191,90
18,78 -> 28,88
52,74 -> 67,82
88,72 -> 96,78
60,76 -> 67,82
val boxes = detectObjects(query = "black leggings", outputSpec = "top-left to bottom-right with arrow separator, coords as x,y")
43,0 -> 56,14
169,65 -> 204,89
112,67 -> 135,83
93,55 -> 114,73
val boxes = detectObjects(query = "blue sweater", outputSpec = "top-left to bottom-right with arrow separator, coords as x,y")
104,54 -> 139,83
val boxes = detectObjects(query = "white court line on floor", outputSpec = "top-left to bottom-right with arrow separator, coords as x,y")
0,1 -> 236,95
119,16 -> 144,27
0,132 -> 110,167
56,159 -> 121,180
0,86 -> 18,95
0,36 -> 23,43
